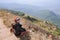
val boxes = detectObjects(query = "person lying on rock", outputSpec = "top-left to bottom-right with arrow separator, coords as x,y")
10,17 -> 28,36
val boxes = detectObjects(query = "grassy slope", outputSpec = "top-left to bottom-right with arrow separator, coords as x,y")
9,10 -> 60,36
0,9 -> 60,36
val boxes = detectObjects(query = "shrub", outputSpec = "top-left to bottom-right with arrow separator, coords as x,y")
25,16 -> 38,22
11,11 -> 25,16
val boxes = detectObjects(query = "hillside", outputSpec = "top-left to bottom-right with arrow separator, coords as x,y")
0,3 -> 60,27
0,18 -> 19,40
0,9 -> 60,40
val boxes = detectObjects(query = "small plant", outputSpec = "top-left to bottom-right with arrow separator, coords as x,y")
11,11 -> 25,16
24,16 -> 39,22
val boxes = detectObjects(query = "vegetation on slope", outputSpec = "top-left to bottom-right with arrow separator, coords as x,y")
0,9 -> 60,37
24,15 -> 39,22
6,9 -> 60,36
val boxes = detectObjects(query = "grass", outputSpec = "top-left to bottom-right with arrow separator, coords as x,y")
0,9 -> 60,37
24,15 -> 39,22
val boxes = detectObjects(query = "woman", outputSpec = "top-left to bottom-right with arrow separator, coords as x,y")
11,17 -> 26,36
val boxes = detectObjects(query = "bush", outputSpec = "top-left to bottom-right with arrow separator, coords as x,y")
17,12 -> 25,16
25,16 -> 38,22
52,28 -> 60,36
11,11 -> 25,16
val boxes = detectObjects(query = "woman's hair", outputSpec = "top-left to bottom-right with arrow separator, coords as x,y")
14,17 -> 20,22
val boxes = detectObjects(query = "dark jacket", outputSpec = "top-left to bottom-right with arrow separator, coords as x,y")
12,22 -> 26,36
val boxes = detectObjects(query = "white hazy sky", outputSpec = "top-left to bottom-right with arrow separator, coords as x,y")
0,0 -> 60,14
0,0 -> 59,5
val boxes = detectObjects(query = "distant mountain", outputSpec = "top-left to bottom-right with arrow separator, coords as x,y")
0,3 -> 60,27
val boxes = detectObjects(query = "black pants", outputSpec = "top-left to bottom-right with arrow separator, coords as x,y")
14,28 -> 26,36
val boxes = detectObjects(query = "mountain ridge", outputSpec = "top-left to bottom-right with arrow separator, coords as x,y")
0,3 -> 60,27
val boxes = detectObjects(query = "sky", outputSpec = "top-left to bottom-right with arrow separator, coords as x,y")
0,0 -> 60,14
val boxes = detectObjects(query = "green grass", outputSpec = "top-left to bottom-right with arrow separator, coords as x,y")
24,15 -> 39,22
10,10 -> 60,36
1,9 -> 60,36
48,28 -> 60,36
11,11 -> 25,16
